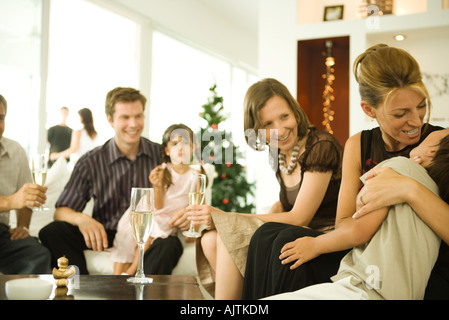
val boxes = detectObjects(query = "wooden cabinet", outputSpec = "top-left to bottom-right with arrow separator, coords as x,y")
297,36 -> 350,146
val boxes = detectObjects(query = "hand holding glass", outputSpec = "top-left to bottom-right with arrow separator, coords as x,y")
127,188 -> 155,284
183,173 -> 206,238
30,154 -> 48,211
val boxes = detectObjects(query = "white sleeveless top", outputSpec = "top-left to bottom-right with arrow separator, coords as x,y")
71,129 -> 101,162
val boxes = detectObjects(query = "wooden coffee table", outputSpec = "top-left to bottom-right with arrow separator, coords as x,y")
0,274 -> 204,300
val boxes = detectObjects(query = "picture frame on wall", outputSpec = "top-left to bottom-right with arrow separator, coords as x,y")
323,5 -> 344,21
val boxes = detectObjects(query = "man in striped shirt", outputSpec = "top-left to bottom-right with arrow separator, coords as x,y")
39,88 -> 182,275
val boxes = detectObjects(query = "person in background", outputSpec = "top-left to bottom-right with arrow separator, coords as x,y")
47,106 -> 72,167
39,87 -> 161,274
0,94 -> 51,274
50,107 -> 101,166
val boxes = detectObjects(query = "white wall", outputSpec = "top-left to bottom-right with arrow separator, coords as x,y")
259,0 -> 449,131
367,28 -> 449,128
297,0 -> 427,24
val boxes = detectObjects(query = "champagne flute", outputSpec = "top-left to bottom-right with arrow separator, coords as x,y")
183,173 -> 206,238
127,187 -> 155,284
30,154 -> 49,211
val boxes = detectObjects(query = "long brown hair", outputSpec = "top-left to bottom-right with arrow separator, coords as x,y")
78,108 -> 97,139
160,123 -> 207,189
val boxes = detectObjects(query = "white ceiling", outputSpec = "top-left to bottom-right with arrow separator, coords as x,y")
0,0 -> 259,39
0,0 -> 40,39
196,0 -> 259,36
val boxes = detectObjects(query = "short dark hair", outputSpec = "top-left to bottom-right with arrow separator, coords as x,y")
105,87 -> 146,119
0,95 -> 7,114
427,134 -> 449,203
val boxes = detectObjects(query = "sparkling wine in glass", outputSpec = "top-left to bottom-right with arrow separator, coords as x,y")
127,187 -> 155,284
183,173 -> 206,238
30,154 -> 49,211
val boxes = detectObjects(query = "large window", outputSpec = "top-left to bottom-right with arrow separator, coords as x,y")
150,31 -> 230,143
0,0 -> 42,154
150,30 -> 258,151
46,0 -> 139,143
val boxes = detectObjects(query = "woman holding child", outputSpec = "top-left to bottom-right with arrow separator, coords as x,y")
265,128 -> 449,300
243,44 -> 446,299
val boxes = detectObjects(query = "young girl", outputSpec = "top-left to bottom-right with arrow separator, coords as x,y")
110,123 -> 204,275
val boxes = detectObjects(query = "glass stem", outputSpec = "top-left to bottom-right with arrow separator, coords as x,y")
135,243 -> 145,279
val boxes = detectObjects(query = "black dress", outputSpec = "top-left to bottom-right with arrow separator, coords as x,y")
242,128 -> 344,299
242,124 -> 444,300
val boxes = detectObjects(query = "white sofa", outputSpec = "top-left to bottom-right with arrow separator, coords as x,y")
11,158 -> 215,277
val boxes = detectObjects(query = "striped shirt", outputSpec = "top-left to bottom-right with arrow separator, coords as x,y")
56,137 -> 161,231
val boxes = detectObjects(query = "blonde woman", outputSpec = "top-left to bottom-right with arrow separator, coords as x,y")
266,130 -> 449,300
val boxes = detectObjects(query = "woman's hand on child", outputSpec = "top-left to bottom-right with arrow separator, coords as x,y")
353,166 -> 410,219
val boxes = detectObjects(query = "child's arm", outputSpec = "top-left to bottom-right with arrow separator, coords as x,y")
153,187 -> 164,211
149,165 -> 166,210
279,205 -> 389,269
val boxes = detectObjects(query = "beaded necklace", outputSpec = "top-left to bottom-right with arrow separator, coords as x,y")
278,142 -> 300,175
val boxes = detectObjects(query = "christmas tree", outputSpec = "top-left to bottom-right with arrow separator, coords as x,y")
198,85 -> 255,213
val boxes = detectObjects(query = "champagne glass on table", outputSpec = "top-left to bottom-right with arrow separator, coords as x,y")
183,173 -> 206,238
30,154 -> 49,211
127,187 -> 155,284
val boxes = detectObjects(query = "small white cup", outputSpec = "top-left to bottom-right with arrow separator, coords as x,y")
5,278 -> 53,300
